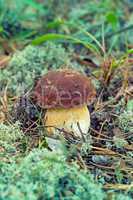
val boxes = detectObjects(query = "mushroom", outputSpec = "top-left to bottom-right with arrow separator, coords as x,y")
34,69 -> 96,142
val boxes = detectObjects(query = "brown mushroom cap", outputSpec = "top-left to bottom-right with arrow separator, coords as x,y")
34,70 -> 96,108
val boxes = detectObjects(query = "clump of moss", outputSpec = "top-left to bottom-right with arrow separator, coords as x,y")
0,149 -> 132,200
0,42 -> 72,95
0,149 -> 105,200
0,122 -> 24,161
118,100 -> 133,133
0,122 -> 23,143
113,135 -> 128,148
107,193 -> 132,200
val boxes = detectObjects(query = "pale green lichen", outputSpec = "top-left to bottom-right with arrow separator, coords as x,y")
113,135 -> 128,148
0,149 -> 105,200
0,42 -> 72,95
0,122 -> 24,161
0,149 -> 131,200
0,121 -> 23,143
118,100 -> 133,133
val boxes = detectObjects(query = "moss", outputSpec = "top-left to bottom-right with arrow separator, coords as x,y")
0,149 -> 105,200
118,100 -> 133,133
106,192 -> 132,200
0,122 -> 24,162
113,136 -> 128,148
0,148 -> 132,200
0,122 -> 23,143
0,42 -> 72,95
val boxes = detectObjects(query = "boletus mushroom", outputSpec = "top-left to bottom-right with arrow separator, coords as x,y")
34,69 -> 96,142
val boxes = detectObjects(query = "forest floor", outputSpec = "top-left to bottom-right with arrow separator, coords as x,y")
0,1 -> 133,199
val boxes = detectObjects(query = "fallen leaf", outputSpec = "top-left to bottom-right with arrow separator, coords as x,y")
0,55 -> 10,69
0,111 -> 5,123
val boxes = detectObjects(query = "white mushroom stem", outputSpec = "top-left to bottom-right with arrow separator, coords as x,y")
44,105 -> 90,141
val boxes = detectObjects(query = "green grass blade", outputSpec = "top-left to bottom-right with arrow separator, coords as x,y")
82,30 -> 105,54
31,33 -> 100,55
23,0 -> 45,11
127,48 -> 133,54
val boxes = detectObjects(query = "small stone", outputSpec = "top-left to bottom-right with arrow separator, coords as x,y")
45,137 -> 63,151
92,155 -> 112,165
